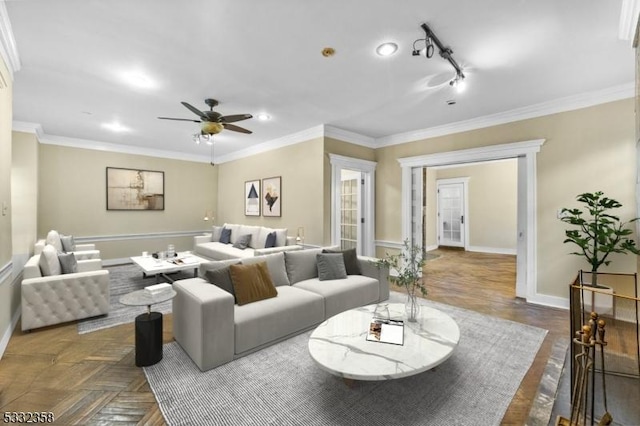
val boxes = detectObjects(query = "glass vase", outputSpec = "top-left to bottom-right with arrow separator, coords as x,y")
405,291 -> 421,322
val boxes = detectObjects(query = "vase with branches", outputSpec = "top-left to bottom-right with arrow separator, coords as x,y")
560,191 -> 640,288
374,239 -> 427,322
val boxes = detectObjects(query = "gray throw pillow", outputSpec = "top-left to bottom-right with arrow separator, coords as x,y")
58,252 -> 78,274
322,248 -> 362,275
316,253 -> 347,281
232,234 -> 252,250
219,227 -> 232,244
204,265 -> 236,303
265,231 -> 277,248
284,248 -> 322,284
60,235 -> 76,253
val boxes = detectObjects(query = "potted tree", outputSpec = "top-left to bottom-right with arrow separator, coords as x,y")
560,191 -> 640,288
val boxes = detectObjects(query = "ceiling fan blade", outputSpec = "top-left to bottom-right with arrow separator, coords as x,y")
223,123 -> 252,134
181,102 -> 208,120
158,117 -> 202,122
220,114 -> 253,123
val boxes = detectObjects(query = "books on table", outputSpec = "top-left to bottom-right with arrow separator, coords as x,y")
366,317 -> 404,346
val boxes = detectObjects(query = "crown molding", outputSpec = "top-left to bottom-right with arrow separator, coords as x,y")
214,125 -> 324,164
0,1 -> 21,79
323,125 -> 376,148
377,83 -> 634,148
12,120 -> 210,163
620,0 -> 640,43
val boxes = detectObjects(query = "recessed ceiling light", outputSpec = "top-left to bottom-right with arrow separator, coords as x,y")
376,42 -> 398,57
256,113 -> 271,121
101,122 -> 131,133
119,70 -> 157,90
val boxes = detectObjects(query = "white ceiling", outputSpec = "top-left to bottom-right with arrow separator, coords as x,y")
3,0 -> 637,163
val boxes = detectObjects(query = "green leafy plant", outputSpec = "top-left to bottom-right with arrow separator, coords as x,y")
374,239 -> 427,297
560,191 -> 640,287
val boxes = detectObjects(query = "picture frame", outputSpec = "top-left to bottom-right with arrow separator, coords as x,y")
262,176 -> 281,217
245,179 -> 261,216
106,167 -> 165,211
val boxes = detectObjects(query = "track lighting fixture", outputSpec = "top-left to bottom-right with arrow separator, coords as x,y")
412,23 -> 466,91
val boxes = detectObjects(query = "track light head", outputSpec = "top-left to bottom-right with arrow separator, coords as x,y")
425,39 -> 434,58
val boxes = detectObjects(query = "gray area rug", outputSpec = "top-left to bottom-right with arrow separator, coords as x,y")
144,292 -> 548,426
77,264 -> 191,334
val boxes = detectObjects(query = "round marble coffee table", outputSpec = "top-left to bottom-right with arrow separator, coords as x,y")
308,303 -> 460,381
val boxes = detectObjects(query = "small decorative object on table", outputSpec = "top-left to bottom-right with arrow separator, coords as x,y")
374,239 -> 427,322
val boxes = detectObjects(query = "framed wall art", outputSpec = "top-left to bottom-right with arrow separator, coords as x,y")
262,176 -> 281,217
245,179 -> 261,216
106,167 -> 165,211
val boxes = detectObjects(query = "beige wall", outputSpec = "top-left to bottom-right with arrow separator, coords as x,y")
217,138 -> 325,245
433,159 -> 518,251
37,144 -> 217,259
376,99 -> 637,299
11,132 -> 38,263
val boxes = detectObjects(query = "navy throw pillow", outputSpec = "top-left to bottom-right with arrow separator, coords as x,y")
264,231 -> 277,248
219,227 -> 232,244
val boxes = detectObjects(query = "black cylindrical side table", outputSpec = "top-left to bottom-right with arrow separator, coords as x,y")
135,312 -> 163,367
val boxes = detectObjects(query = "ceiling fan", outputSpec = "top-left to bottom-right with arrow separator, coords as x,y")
158,98 -> 253,135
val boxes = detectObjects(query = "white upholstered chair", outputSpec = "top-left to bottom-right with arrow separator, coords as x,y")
34,230 -> 100,260
21,248 -> 110,332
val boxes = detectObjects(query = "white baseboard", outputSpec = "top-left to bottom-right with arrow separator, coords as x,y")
466,246 -> 517,255
0,287 -> 22,361
425,245 -> 438,252
526,293 -> 570,310
375,240 -> 403,250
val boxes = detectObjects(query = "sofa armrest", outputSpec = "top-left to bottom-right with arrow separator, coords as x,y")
285,236 -> 297,246
77,258 -> 102,272
194,234 -> 212,248
358,256 -> 390,302
173,278 -> 235,371
21,270 -> 110,331
254,245 -> 302,256
34,239 -> 45,255
75,243 -> 96,251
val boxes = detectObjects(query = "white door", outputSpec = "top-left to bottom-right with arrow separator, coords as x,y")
438,182 -> 466,248
339,169 -> 362,252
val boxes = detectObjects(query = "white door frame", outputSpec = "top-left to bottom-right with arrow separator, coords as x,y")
436,177 -> 469,250
398,139 -> 545,301
329,154 -> 377,256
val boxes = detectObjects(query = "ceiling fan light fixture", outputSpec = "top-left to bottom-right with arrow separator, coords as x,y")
201,121 -> 224,135
376,42 -> 398,57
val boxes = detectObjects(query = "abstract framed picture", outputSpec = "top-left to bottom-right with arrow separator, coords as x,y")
262,176 -> 281,217
245,179 -> 261,216
106,167 -> 165,210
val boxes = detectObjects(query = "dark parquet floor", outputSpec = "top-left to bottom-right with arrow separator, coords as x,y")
0,248 -> 569,425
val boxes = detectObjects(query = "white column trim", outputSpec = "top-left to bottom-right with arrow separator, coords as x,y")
0,0 -> 21,78
0,261 -> 11,286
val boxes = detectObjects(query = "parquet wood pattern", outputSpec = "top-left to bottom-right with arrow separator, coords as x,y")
0,249 -> 568,425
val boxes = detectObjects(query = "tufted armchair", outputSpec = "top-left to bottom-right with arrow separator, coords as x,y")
34,230 -> 100,261
21,254 -> 110,331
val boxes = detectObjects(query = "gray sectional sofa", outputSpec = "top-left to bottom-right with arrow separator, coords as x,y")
194,223 -> 302,260
172,247 -> 390,371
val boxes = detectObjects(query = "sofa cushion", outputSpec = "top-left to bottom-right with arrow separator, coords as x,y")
199,258 -> 240,279
230,262 -> 277,306
241,252 -> 290,287
232,234 -> 252,250
46,230 -> 63,252
239,225 -> 261,249
323,248 -> 362,275
219,228 -> 232,244
234,286 -> 325,354
196,242 -> 255,261
60,235 -> 76,253
58,252 -> 78,274
284,248 -> 324,284
224,224 -> 241,244
39,244 -> 62,276
264,231 -> 276,248
204,262 -> 237,303
294,275 -> 380,318
211,226 -> 223,242
316,253 -> 347,281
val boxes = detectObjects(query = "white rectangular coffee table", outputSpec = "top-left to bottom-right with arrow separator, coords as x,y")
130,252 -> 209,283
